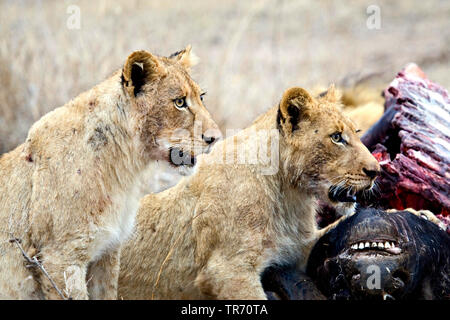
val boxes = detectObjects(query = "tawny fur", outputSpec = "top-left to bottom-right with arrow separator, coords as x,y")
0,46 -> 219,299
118,86 -> 380,299
312,85 -> 385,134
340,85 -> 385,133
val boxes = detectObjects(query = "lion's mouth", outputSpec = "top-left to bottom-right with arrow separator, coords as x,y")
328,186 -> 358,203
168,147 -> 196,167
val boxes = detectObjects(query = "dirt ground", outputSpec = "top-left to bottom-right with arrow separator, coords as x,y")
1,0 -> 449,191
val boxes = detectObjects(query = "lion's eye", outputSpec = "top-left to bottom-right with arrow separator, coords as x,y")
200,92 -> 207,102
330,132 -> 346,144
174,97 -> 187,109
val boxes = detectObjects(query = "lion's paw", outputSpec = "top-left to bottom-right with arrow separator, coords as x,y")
388,208 -> 446,231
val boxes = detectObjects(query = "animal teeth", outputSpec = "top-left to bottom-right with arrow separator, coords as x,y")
351,241 -> 399,251
387,247 -> 402,254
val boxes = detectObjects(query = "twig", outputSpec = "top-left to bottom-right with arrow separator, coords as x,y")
151,226 -> 187,300
152,211 -> 204,300
9,237 -> 67,300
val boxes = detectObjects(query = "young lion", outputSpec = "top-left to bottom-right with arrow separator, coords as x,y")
118,86 -> 381,299
0,46 -> 220,299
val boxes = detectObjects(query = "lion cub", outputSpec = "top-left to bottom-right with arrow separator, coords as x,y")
0,46 -> 220,299
118,86 -> 381,299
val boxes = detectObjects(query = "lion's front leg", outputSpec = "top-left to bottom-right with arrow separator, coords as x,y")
37,244 -> 89,300
315,214 -> 350,239
87,246 -> 121,300
195,253 -> 267,300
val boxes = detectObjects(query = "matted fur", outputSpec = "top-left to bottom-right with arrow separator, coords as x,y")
0,46 -> 219,299
118,86 -> 380,299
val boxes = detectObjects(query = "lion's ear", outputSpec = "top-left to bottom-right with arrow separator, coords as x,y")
279,87 -> 314,132
122,50 -> 166,97
169,45 -> 199,70
320,83 -> 341,103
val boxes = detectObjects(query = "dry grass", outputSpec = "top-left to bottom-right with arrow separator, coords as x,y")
1,0 -> 449,190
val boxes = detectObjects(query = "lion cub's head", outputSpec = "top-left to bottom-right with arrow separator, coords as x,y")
121,46 -> 221,172
277,86 -> 380,214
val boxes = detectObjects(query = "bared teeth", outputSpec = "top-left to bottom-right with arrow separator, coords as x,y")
350,241 -> 400,253
386,246 -> 402,254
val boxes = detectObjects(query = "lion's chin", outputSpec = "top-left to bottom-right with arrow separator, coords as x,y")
333,201 -> 356,217
327,183 -> 374,204
325,183 -> 373,216
176,165 -> 197,176
328,186 -> 357,203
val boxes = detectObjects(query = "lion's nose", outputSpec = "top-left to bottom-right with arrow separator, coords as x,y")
363,167 -> 381,179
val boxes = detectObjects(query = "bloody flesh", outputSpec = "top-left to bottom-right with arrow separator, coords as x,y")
358,64 -> 449,225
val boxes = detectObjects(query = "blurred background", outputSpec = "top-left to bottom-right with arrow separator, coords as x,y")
1,0 -> 449,190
